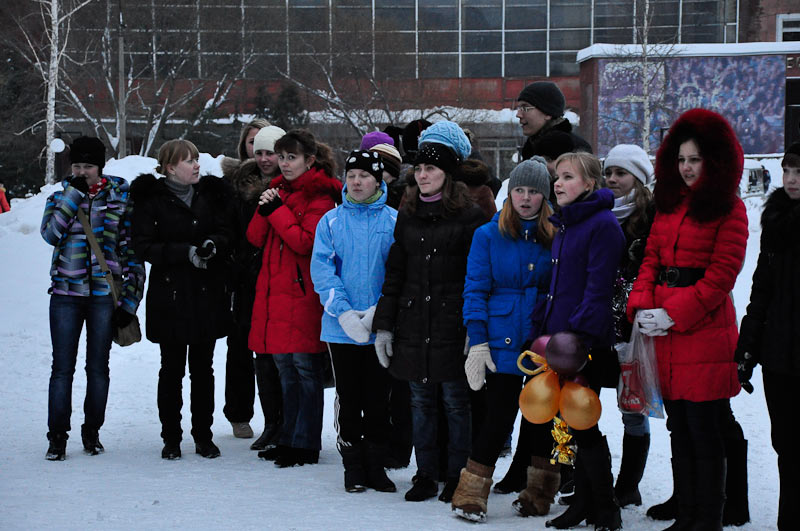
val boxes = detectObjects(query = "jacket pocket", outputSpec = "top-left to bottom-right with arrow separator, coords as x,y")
487,297 -> 516,349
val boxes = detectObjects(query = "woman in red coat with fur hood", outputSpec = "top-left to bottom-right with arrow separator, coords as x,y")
247,129 -> 342,468
626,108 -> 748,530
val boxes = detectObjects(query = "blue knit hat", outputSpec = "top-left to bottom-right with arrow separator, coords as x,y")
418,120 -> 472,161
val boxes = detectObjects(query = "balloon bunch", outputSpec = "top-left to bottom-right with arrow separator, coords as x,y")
517,332 -> 602,431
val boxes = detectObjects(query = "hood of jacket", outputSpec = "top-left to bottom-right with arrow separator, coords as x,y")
654,108 -> 743,223
222,157 -> 272,203
550,188 -> 614,228
268,166 -> 342,203
341,180 -> 389,210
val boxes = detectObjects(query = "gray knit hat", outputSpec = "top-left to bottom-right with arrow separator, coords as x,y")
508,155 -> 551,200
603,144 -> 654,185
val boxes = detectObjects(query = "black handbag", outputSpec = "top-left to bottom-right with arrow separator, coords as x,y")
76,209 -> 142,346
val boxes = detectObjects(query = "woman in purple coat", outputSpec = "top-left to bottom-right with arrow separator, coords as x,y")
537,152 -> 625,530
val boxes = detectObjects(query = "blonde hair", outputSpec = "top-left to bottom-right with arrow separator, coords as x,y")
237,118 -> 271,161
554,152 -> 602,191
498,196 -> 556,247
156,139 -> 199,176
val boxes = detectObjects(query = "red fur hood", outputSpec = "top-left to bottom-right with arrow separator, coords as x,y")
268,166 -> 342,203
654,108 -> 743,222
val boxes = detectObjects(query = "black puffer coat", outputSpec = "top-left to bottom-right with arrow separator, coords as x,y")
373,195 -> 485,383
131,174 -> 233,344
521,116 -> 592,160
737,188 -> 800,374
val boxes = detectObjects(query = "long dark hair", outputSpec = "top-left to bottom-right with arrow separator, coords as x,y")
274,129 -> 337,177
623,179 -> 654,240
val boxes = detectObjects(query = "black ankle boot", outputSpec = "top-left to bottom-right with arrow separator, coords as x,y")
614,433 -> 650,507
341,443 -> 367,492
161,441 -> 181,460
195,439 -> 220,458
46,431 -> 68,461
250,423 -> 280,451
364,441 -> 396,492
81,426 -> 104,456
405,474 -> 438,501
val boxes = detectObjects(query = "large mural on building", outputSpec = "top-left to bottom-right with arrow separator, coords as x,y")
597,55 -> 785,155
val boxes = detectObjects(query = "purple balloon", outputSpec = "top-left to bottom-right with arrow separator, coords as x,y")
545,332 -> 588,376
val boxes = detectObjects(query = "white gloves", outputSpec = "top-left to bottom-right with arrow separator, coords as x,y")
358,305 -> 376,333
638,308 -> 674,336
464,342 -> 496,391
374,330 -> 394,368
338,310 -> 371,343
188,246 -> 208,269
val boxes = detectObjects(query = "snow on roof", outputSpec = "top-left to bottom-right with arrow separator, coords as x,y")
577,41 -> 800,63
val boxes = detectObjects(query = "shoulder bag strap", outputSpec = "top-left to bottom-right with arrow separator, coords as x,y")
76,207 -> 120,306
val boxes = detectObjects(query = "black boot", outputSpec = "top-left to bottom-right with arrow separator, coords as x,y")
405,474 -> 438,501
161,440 -> 181,460
614,433 -> 650,507
691,458 -> 726,531
253,355 -> 282,450
195,439 -> 220,458
45,431 -> 68,461
646,459 -> 677,520
494,447 -> 528,493
580,436 -> 621,531
664,457 -> 695,531
439,476 -> 459,503
722,438 -> 749,526
250,423 -> 280,451
81,426 -> 105,456
341,443 -> 367,493
546,454 -> 592,528
364,441 -> 396,492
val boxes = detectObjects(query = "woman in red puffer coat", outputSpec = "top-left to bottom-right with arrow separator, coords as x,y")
247,129 -> 342,468
626,108 -> 748,531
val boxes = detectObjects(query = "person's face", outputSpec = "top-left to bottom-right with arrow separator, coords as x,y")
554,160 -> 592,207
783,163 -> 800,200
346,169 -> 380,202
278,151 -> 312,181
168,155 -> 200,185
255,149 -> 279,177
510,186 -> 544,219
382,170 -> 396,184
414,163 -> 447,196
71,163 -> 101,186
516,100 -> 552,137
678,140 -> 703,188
604,166 -> 637,198
244,127 -> 259,159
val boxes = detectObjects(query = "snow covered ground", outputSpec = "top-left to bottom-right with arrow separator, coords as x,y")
0,156 -> 779,530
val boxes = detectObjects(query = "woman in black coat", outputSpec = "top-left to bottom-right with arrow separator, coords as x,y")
373,124 -> 485,503
131,139 -> 232,460
736,142 -> 800,531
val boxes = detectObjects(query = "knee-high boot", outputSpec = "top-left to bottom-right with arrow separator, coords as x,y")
691,457 -> 726,531
614,433 -> 650,507
722,437 -> 749,526
664,456 -> 695,531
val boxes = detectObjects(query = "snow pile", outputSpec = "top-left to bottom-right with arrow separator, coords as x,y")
0,154 -> 778,530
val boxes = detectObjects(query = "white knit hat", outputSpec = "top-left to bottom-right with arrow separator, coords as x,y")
253,126 -> 286,154
604,144 -> 654,185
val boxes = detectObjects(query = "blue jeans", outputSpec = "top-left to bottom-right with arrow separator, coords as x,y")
409,379 -> 471,480
273,353 -> 324,450
48,294 -> 114,434
621,411 -> 650,436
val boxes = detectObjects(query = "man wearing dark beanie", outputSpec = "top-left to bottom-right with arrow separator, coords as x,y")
515,81 -> 591,161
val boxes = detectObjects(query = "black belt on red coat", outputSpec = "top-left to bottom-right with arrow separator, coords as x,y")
657,267 -> 705,288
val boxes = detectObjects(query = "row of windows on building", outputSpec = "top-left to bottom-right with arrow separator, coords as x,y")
72,0 -> 738,79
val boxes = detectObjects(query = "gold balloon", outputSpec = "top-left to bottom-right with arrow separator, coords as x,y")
519,370 -> 561,424
559,381 -> 602,430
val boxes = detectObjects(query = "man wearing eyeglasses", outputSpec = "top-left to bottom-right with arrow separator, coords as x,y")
515,81 -> 592,162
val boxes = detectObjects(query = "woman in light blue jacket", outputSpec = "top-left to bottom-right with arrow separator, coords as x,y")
451,156 -> 555,522
310,150 -> 397,494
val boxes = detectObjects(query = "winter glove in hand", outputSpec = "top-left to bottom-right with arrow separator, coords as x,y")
258,195 -> 283,217
71,176 -> 89,194
338,310 -> 371,344
358,305 -> 376,333
374,330 -> 394,368
188,246 -> 208,269
464,343 -> 496,391
195,239 -> 216,259
734,347 -> 756,394
638,308 -> 674,336
112,307 -> 135,328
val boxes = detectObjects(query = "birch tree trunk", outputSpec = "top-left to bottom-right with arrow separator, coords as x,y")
45,0 -> 59,184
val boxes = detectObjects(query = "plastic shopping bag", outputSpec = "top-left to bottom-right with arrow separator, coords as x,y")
617,313 -> 664,418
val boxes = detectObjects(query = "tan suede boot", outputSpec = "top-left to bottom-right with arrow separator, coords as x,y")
512,456 -> 561,516
451,459 -> 495,523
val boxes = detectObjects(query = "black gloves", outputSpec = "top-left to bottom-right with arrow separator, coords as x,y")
734,347 -> 756,394
112,307 -> 135,328
258,195 -> 283,217
71,176 -> 89,194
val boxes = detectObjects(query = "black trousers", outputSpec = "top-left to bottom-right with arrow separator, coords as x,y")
764,368 -> 798,531
664,398 -> 726,461
388,376 -> 413,463
223,328 -> 255,423
471,372 -> 525,466
329,343 -> 392,447
158,341 -> 215,443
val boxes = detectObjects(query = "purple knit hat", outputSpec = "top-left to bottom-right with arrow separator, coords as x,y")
360,131 -> 395,151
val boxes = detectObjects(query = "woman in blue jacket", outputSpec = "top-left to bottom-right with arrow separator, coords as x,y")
310,150 -> 397,494
451,156 -> 555,522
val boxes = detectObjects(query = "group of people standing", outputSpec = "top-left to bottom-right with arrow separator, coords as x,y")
40,80 -> 797,531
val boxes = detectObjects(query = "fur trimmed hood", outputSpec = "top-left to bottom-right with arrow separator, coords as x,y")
221,157 -> 270,203
130,173 -> 229,203
268,166 -> 342,204
454,158 -> 492,188
654,108 -> 743,222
